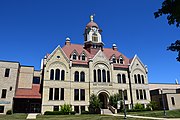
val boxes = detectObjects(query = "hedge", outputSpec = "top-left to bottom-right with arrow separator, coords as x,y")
44,111 -> 76,115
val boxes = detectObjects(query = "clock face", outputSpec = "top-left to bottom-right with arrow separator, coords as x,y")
92,27 -> 97,32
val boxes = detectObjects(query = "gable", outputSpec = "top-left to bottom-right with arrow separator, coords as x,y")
92,50 -> 110,66
129,55 -> 148,74
45,45 -> 69,68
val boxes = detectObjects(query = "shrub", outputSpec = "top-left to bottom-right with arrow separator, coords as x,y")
44,104 -> 75,115
109,93 -> 122,109
70,111 -> 76,115
89,94 -> 101,114
145,107 -> 151,111
44,111 -> 63,115
147,101 -> 158,110
81,111 -> 90,114
6,110 -> 12,115
60,104 -> 72,114
134,103 -> 144,110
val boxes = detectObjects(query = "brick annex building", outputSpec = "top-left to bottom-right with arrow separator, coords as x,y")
0,16 -> 151,114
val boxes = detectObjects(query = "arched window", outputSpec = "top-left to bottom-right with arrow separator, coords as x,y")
55,69 -> 60,80
61,70 -> 65,80
50,69 -> 54,80
98,69 -> 101,82
134,74 -> 137,84
72,53 -> 77,60
120,57 -> 123,64
74,71 -> 79,82
82,54 -> 86,61
122,74 -> 126,83
138,74 -> 141,84
92,33 -> 98,42
117,74 -> 121,83
80,72 -> 85,82
93,70 -> 96,82
117,59 -> 119,63
112,57 -> 116,63
141,75 -> 144,84
107,71 -> 110,82
102,69 -> 106,82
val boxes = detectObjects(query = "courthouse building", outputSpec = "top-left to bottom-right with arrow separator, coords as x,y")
0,16 -> 150,114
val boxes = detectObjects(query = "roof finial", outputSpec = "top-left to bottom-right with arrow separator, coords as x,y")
90,14 -> 95,21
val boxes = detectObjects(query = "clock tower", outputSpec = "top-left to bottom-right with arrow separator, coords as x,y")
84,15 -> 104,53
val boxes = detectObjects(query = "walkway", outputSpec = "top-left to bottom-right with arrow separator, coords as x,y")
26,113 -> 38,119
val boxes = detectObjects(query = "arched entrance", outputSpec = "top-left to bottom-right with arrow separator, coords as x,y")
98,92 -> 109,109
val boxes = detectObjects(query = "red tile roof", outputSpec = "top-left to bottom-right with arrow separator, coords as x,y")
15,84 -> 41,99
113,64 -> 129,69
72,60 -> 88,65
62,44 -> 94,60
103,48 -> 129,65
62,44 -> 130,66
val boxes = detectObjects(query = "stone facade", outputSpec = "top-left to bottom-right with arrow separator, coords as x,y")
0,16 -> 151,114
0,61 -> 19,114
41,16 -> 151,114
150,83 -> 180,110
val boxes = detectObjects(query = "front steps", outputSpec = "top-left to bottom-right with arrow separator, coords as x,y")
101,109 -> 113,115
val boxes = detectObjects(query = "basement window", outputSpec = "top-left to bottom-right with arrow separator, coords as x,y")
171,97 -> 175,105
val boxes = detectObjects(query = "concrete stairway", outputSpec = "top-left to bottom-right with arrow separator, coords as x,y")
101,109 -> 113,115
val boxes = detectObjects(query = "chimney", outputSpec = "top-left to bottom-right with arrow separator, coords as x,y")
65,37 -> 71,45
112,44 -> 117,51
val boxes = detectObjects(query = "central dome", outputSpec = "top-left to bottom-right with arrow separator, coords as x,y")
86,15 -> 99,28
86,21 -> 99,28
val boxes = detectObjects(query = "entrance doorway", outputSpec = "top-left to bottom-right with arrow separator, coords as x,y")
98,92 -> 108,109
30,103 -> 41,113
13,98 -> 41,113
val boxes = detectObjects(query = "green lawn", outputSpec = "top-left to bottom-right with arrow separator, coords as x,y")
37,115 -> 147,120
0,114 -> 147,120
1,110 -> 180,120
127,109 -> 180,118
0,114 -> 27,120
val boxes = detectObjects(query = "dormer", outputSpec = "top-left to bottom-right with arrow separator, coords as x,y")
71,50 -> 78,60
80,51 -> 87,61
111,55 -> 116,63
119,56 -> 124,64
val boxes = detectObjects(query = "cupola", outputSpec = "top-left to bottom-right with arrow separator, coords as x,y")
84,15 -> 104,53
65,37 -> 71,45
112,44 -> 118,51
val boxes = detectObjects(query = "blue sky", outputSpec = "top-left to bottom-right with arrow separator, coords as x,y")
0,0 -> 179,83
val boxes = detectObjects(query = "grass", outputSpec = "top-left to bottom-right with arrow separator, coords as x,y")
37,114 -> 147,120
0,114 -> 147,120
0,114 -> 27,120
1,110 -> 180,120
127,109 -> 180,118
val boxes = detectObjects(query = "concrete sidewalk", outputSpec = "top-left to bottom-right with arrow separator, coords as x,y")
26,113 -> 38,119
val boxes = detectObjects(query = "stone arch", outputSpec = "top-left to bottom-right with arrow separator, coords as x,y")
97,90 -> 110,109
47,61 -> 68,71
132,68 -> 146,75
93,62 -> 110,70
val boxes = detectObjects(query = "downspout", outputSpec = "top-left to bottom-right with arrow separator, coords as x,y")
128,66 -> 133,109
69,60 -> 72,106
88,59 -> 93,108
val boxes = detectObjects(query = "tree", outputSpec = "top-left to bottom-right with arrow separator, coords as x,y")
60,104 -> 72,114
109,93 -> 122,109
154,0 -> 180,62
154,0 -> 180,27
134,103 -> 144,110
167,40 -> 180,62
89,94 -> 102,114
147,101 -> 158,111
